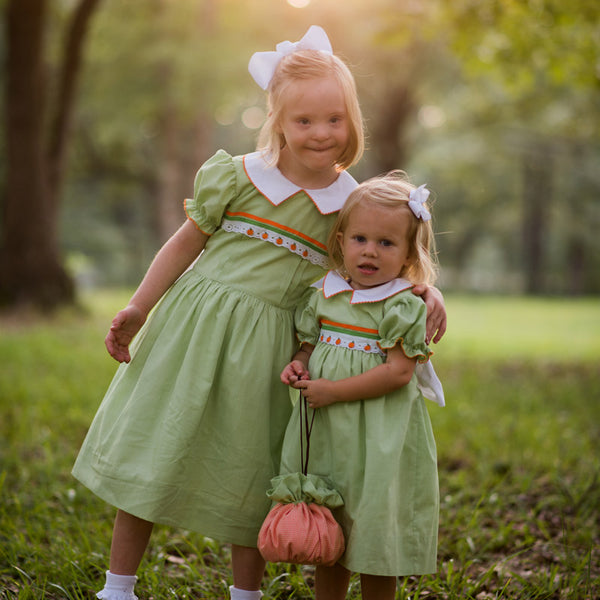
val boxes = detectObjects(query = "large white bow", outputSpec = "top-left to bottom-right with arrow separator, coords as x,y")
248,25 -> 333,90
408,184 -> 432,221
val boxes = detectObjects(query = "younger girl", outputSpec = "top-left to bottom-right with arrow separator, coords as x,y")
280,171 -> 443,600
72,27 -> 445,600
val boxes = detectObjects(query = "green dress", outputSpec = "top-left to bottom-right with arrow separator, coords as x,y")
72,150 -> 358,547
279,270 -> 441,576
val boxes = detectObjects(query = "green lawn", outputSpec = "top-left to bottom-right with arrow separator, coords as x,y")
1,292 -> 599,599
440,295 -> 600,361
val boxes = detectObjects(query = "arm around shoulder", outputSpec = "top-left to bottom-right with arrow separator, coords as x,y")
412,284 -> 447,344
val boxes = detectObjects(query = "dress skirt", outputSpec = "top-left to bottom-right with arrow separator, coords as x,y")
73,269 -> 297,546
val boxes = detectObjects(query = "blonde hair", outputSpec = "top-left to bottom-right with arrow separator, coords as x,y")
256,50 -> 364,171
327,171 -> 439,285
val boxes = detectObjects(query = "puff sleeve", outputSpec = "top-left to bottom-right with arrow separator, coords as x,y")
184,149 -> 237,234
378,293 -> 432,363
294,287 -> 322,346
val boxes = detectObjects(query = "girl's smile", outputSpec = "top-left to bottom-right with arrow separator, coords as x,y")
337,203 -> 412,290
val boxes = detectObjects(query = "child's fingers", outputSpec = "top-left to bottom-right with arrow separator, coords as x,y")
291,373 -> 311,384
292,361 -> 305,374
294,379 -> 311,393
282,361 -> 311,385
429,317 -> 447,344
282,363 -> 302,384
281,370 -> 296,384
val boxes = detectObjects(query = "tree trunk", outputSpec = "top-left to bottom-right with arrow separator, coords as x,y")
154,111 -> 215,244
155,80 -> 184,243
521,145 -> 552,294
565,143 -> 586,295
370,84 -> 415,173
1,0 -> 70,309
47,0 -> 103,218
566,238 -> 585,295
0,0 -> 101,310
154,0 -> 215,243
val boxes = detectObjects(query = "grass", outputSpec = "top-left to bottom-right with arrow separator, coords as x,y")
1,292 -> 599,599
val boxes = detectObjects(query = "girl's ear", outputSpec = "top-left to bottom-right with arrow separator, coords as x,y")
403,251 -> 416,271
273,116 -> 286,148
272,113 -> 282,134
336,231 -> 344,253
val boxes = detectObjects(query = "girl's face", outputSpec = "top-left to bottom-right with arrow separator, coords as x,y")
337,202 -> 412,290
276,77 -> 349,188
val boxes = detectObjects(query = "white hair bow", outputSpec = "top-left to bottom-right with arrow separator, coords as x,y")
408,184 -> 432,221
248,25 -> 333,90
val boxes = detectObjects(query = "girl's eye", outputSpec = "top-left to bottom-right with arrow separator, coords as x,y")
353,235 -> 366,243
380,239 -> 393,247
298,118 -> 310,125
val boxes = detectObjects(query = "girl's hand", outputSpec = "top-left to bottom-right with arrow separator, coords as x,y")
280,360 -> 311,385
105,305 -> 147,363
293,378 -> 337,409
412,284 -> 447,344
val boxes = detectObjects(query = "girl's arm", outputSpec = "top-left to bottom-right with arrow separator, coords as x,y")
412,284 -> 446,344
293,344 -> 417,409
280,343 -> 314,384
105,219 -> 209,363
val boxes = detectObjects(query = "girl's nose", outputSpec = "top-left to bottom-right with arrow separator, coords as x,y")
312,123 -> 330,140
362,241 -> 377,256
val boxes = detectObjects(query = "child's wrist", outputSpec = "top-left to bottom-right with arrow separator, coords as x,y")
298,350 -> 311,362
329,381 -> 343,404
127,302 -> 150,321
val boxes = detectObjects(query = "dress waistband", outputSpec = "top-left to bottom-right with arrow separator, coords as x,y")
186,267 -> 296,313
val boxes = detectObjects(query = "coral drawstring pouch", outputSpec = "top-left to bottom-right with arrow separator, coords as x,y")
258,393 -> 345,566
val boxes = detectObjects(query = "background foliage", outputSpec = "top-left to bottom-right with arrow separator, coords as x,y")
2,0 -> 597,296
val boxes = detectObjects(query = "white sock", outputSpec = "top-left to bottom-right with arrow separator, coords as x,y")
97,571 -> 138,599
229,585 -> 263,600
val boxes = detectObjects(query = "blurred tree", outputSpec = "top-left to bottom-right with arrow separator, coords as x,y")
152,0 -> 219,242
440,0 -> 600,293
1,0 -> 102,309
354,2 -> 440,175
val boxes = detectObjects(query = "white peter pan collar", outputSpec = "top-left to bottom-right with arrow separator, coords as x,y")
322,270 -> 413,304
243,151 -> 358,215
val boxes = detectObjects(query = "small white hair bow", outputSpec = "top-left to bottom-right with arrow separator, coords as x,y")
248,25 -> 333,90
408,184 -> 432,221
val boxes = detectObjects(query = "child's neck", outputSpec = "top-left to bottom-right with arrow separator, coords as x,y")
277,149 -> 340,190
